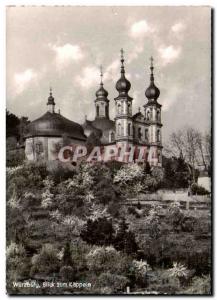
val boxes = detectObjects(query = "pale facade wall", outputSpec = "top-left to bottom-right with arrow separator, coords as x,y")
25,136 -> 86,162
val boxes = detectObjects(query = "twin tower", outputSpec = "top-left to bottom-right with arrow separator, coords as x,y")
87,49 -> 163,166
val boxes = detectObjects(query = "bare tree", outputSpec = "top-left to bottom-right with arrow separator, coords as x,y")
166,127 -> 211,182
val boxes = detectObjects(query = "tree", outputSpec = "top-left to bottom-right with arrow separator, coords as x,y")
62,242 -> 72,266
80,217 -> 114,246
165,127 -> 209,182
169,262 -> 188,287
30,244 -> 60,276
114,218 -> 138,255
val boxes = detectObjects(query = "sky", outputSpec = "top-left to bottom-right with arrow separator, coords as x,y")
6,6 -> 211,143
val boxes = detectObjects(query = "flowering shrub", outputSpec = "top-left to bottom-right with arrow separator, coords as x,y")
132,260 -> 151,278
86,246 -> 130,274
113,163 -> 144,187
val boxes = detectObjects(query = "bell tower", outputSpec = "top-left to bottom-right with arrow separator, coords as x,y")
114,49 -> 133,143
144,57 -> 163,166
95,66 -> 110,119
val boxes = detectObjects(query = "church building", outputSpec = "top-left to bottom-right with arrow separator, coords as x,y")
25,50 -> 163,166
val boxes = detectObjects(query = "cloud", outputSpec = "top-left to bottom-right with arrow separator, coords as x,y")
14,69 -> 38,95
49,43 -> 84,68
75,66 -> 99,89
158,45 -> 181,65
130,19 -> 154,39
161,85 -> 181,111
104,60 -> 120,81
171,22 -> 186,33
127,44 -> 144,64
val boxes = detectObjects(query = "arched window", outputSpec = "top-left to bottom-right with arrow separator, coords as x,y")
118,104 -> 121,115
128,123 -> 131,135
157,130 -> 161,142
96,105 -> 99,117
118,123 -> 121,136
147,110 -> 150,121
138,127 -> 142,139
110,131 -> 115,142
145,129 -> 149,141
157,110 -> 160,121
128,103 -> 131,114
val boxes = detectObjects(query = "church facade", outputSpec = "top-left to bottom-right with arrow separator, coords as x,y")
25,50 -> 163,166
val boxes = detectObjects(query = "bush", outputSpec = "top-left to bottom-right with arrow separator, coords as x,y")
191,183 -> 209,195
86,246 -> 130,275
30,244 -> 60,276
59,266 -> 75,281
80,217 -> 114,246
96,272 -> 129,293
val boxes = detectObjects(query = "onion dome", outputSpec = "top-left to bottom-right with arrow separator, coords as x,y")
115,49 -> 131,96
47,87 -> 55,105
145,57 -> 160,100
95,66 -> 109,99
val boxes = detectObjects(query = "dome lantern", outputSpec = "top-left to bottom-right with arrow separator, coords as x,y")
145,57 -> 160,101
95,65 -> 109,99
115,48 -> 131,97
47,87 -> 56,113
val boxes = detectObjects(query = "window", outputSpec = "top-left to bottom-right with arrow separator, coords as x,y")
35,142 -> 43,154
118,123 -> 121,136
147,110 -> 150,121
128,123 -> 131,135
157,130 -> 160,142
157,110 -> 160,121
96,105 -> 99,117
145,129 -> 149,141
128,103 -> 131,114
138,127 -> 142,139
110,132 -> 115,142
118,104 -> 121,114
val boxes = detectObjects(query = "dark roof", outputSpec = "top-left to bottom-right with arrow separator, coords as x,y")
90,117 -> 115,131
25,111 -> 86,141
82,120 -> 102,138
132,111 -> 144,120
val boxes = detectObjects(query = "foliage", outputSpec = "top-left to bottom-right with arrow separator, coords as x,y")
96,272 -> 129,293
80,217 -> 114,246
191,183 -> 210,195
86,246 -> 130,275
114,218 -> 138,254
59,266 -> 75,281
185,275 -> 211,294
169,262 -> 188,279
30,244 -> 60,276
113,163 -> 144,187
6,160 -> 211,295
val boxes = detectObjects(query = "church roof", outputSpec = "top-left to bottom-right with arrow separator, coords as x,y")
82,119 -> 102,137
132,111 -> 144,120
90,117 -> 115,132
25,111 -> 86,141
